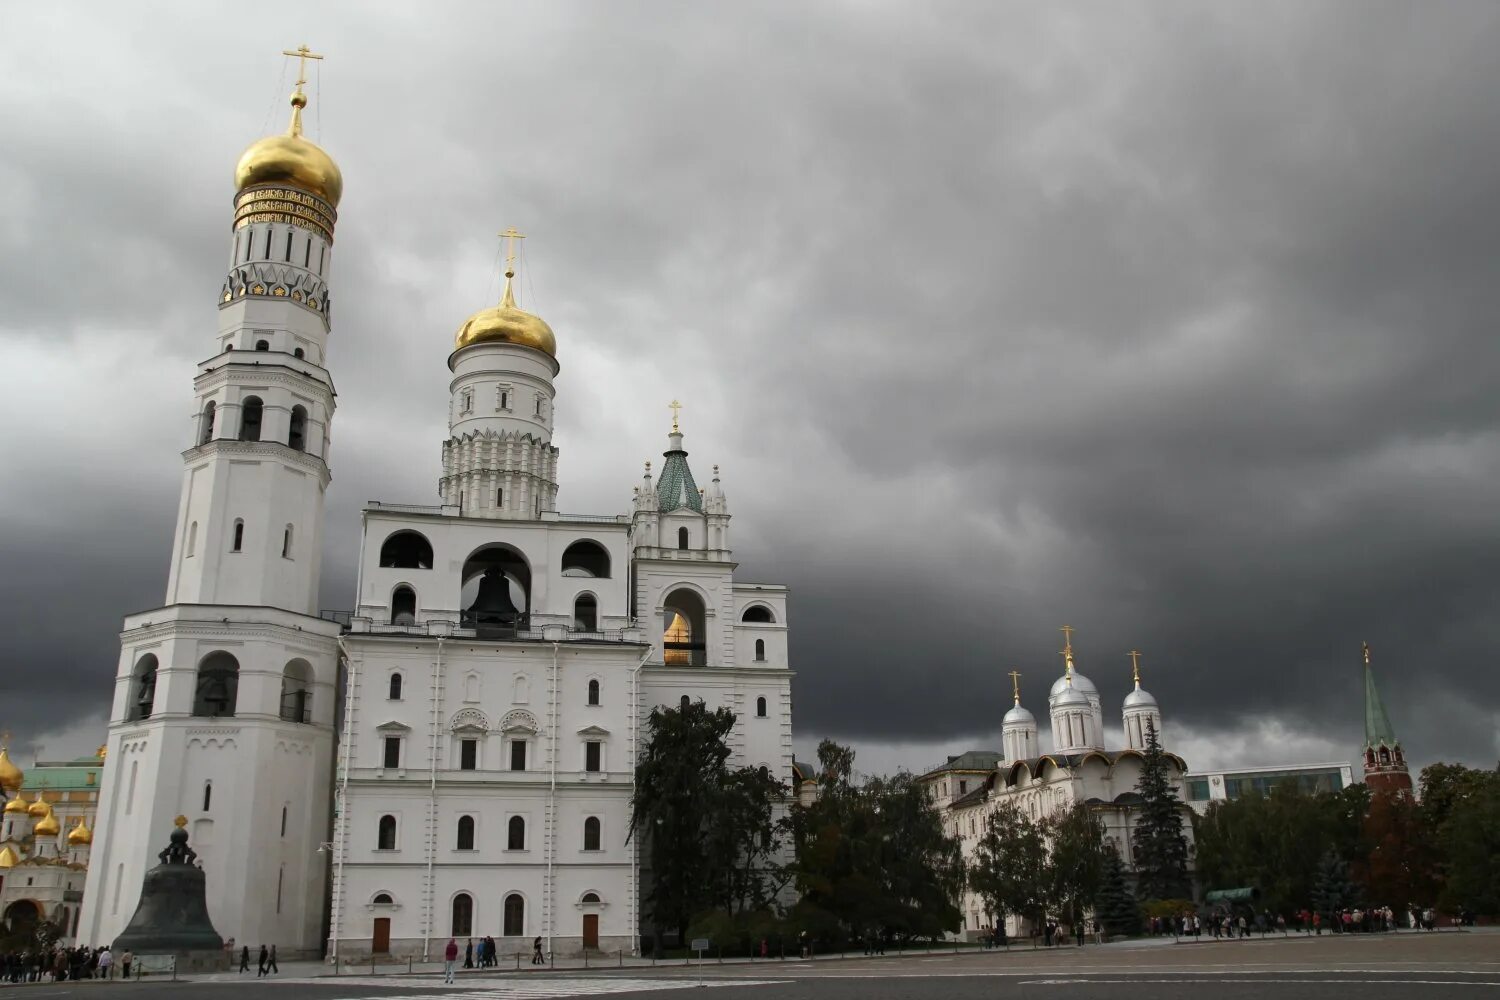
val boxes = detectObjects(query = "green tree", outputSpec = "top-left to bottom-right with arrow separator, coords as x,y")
1097,847 -> 1141,936
630,700 -> 784,946
969,802 -> 1047,933
789,740 -> 965,944
1311,849 -> 1360,923
1045,803 -> 1107,930
1434,768 -> 1500,915
1130,720 -> 1190,901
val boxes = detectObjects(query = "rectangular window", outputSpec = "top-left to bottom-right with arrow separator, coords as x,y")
1187,779 -> 1211,801
958,780 -> 968,795
535,396 -> 543,415
285,231 -> 293,261
304,239 -> 311,268
585,741 -> 601,773
383,737 -> 401,770
500,390 -> 510,410
460,739 -> 478,771
510,740 -> 527,771
264,228 -> 273,259
318,245 -> 325,274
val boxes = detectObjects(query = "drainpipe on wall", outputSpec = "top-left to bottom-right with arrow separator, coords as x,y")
547,640 -> 559,956
628,643 -> 650,957
422,636 -> 444,961
330,635 -> 358,967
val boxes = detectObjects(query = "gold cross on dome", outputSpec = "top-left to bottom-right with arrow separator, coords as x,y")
668,399 -> 682,432
1362,641 -> 1371,666
1059,624 -> 1075,653
498,227 -> 526,274
1008,670 -> 1021,703
1129,650 -> 1142,684
282,45 -> 324,88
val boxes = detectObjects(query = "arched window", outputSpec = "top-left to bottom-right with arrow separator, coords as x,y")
389,673 -> 403,700
255,339 -> 270,352
379,530 -> 433,570
281,805 -> 288,837
239,396 -> 263,442
293,347 -> 305,359
456,816 -> 475,851
202,781 -> 213,812
680,695 -> 690,711
186,521 -> 197,558
192,651 -> 240,717
503,893 -> 524,936
573,594 -> 597,632
232,519 -> 244,552
288,405 -> 307,451
391,586 -> 417,626
377,815 -> 397,850
560,540 -> 611,578
281,659 -> 312,724
282,524 -> 294,558
461,543 -> 531,634
583,816 -> 601,851
373,892 -> 393,905
129,654 -> 158,721
581,892 -> 600,904
741,605 -> 775,623
754,639 -> 766,661
756,696 -> 767,718
451,893 -> 473,936
677,526 -> 689,550
663,588 -> 707,666
199,401 -> 216,445
507,815 -> 525,850
587,679 -> 600,706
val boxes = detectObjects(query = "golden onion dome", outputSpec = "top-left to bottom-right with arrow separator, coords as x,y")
0,845 -> 17,868
27,795 -> 49,817
454,271 -> 557,358
3,795 -> 28,815
234,88 -> 342,208
33,806 -> 60,837
0,747 -> 22,793
66,818 -> 93,846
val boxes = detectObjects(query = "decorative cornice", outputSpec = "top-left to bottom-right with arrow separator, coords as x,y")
181,438 -> 331,487
194,361 -> 335,399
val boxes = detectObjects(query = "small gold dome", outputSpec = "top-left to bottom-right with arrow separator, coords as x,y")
234,90 -> 342,208
0,845 -> 16,868
27,795 -> 49,818
66,818 -> 93,846
0,747 -> 22,793
33,806 -> 60,837
453,272 -> 557,358
3,795 -> 28,815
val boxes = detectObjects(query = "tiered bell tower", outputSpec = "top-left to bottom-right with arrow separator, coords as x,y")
78,49 -> 345,957
1361,642 -> 1413,796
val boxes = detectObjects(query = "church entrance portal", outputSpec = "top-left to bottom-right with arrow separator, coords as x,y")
582,913 -> 599,949
371,917 -> 390,953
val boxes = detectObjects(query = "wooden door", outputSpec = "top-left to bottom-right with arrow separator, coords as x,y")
582,914 -> 599,950
372,917 -> 391,953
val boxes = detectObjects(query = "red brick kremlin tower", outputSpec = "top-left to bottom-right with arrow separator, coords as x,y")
1361,642 -> 1413,795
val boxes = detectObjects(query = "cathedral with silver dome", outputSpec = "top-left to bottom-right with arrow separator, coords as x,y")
918,627 -> 1191,939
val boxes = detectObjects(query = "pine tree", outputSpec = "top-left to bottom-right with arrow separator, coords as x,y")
1311,849 -> 1360,922
1130,719 -> 1191,901
1098,847 -> 1141,937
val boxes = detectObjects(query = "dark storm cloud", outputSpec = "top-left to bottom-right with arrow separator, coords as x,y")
3,2 -> 1498,772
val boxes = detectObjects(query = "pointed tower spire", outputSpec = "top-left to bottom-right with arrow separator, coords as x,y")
1360,642 -> 1412,796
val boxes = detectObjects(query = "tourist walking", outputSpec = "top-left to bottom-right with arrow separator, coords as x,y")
120,949 -> 133,980
97,947 -> 113,980
239,945 -> 250,973
257,944 -> 268,977
444,938 -> 458,983
464,938 -> 473,969
268,946 -> 278,974
532,935 -> 545,965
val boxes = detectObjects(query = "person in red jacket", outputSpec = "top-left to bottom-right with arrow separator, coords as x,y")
444,939 -> 459,984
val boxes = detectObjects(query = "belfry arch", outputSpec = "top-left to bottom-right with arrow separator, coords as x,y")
461,543 -> 531,635
662,587 -> 707,666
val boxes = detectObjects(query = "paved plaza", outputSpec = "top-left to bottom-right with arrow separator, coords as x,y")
5,930 -> 1496,1000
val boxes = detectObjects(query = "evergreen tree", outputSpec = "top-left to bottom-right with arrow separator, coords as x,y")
1098,847 -> 1141,937
1130,719 -> 1190,900
1311,849 -> 1360,922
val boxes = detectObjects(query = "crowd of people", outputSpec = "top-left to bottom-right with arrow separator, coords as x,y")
1147,905 -> 1442,938
1,944 -> 129,982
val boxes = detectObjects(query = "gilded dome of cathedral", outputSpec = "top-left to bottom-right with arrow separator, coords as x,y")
66,818 -> 93,846
33,805 -> 60,837
454,270 -> 557,358
3,795 -> 28,815
0,747 -> 22,793
234,89 -> 343,207
27,796 -> 49,817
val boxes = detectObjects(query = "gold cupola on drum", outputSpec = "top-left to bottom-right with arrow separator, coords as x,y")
454,228 -> 557,358
223,45 -> 340,319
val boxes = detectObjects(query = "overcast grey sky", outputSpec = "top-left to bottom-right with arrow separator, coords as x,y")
3,2 -> 1498,777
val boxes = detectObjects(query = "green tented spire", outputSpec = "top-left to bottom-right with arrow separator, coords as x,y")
656,430 -> 702,514
1362,642 -> 1398,749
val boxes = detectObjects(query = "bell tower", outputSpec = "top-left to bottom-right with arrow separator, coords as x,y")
78,49 -> 345,957
1361,643 -> 1413,796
